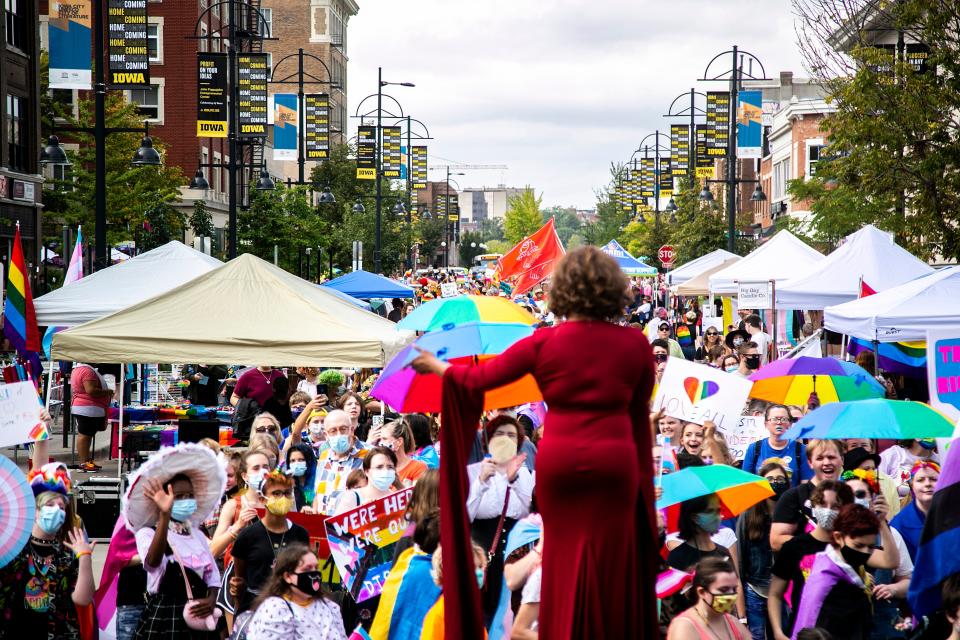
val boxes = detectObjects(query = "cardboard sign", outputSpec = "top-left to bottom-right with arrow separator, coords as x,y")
926,329 -> 960,452
256,510 -> 340,585
652,358 -> 754,432
0,381 -> 46,448
440,282 -> 459,298
737,281 -> 772,310
324,488 -> 414,602
714,415 -> 767,461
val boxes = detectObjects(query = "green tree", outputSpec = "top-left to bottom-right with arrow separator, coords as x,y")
238,183 -> 322,275
459,230 -> 485,265
141,197 -> 185,250
543,205 -> 582,246
503,189 -> 543,243
478,217 -> 505,242
189,199 -> 215,239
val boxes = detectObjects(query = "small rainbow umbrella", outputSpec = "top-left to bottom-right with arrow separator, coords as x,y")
656,464 -> 773,518
748,356 -> 885,406
0,455 -> 36,568
782,398 -> 955,441
398,295 -> 537,332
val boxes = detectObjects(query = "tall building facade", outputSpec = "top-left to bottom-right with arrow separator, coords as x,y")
457,186 -> 530,224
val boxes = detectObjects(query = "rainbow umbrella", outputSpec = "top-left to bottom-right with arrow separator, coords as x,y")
398,295 -> 537,332
656,464 -> 772,517
782,398 -> 955,441
0,455 -> 36,568
748,356 -> 885,405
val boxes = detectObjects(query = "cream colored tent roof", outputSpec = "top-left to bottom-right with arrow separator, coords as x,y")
674,258 -> 742,296
52,253 -> 412,367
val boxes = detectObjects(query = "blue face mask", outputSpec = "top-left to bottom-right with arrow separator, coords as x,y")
171,498 -> 198,522
330,435 -> 352,455
694,512 -> 722,534
371,469 -> 396,491
918,439 -> 937,451
38,505 -> 66,535
475,568 -> 485,588
289,461 -> 307,477
247,471 -> 265,493
725,366 -> 738,373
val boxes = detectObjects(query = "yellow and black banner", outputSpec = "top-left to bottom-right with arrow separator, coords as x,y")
412,146 -> 428,190
670,124 -> 689,177
659,157 -> 673,198
197,53 -> 228,137
107,0 -> 149,87
356,126 -> 377,179
630,176 -> 643,207
381,126 -> 402,178
448,195 -> 459,221
640,158 -> 655,198
237,53 -> 268,138
706,91 -> 729,156
304,94 -> 330,160
695,124 -> 713,178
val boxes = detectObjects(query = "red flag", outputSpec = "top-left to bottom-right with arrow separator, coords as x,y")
496,218 -> 565,295
859,277 -> 877,298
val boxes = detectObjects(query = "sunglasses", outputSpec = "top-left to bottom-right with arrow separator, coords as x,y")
706,331 -> 719,336
254,425 -> 279,433
853,490 -> 870,499
658,325 -> 669,331
654,353 -> 669,363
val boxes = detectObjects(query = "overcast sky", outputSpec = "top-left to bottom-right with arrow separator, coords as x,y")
347,0 -> 808,209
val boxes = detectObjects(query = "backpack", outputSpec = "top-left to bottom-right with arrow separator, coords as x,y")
232,397 -> 260,440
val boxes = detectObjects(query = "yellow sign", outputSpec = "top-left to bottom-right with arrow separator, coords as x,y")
356,168 -> 376,180
196,120 -> 227,137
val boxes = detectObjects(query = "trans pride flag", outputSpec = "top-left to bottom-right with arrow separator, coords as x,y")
41,227 -> 84,358
3,225 -> 41,377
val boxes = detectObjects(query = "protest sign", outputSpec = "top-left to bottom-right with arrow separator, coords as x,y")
927,329 -> 960,452
279,511 -> 339,585
652,358 -> 753,432
0,381 -> 46,448
714,415 -> 766,461
440,282 -> 459,298
324,487 -> 414,602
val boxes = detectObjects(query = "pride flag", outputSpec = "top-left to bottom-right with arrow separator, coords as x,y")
847,337 -> 926,377
3,225 -> 41,364
42,227 -> 84,358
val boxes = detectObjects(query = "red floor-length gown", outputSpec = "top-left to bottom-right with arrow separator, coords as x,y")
438,320 -> 658,640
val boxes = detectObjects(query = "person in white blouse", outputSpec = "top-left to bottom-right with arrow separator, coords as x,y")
466,414 -> 535,624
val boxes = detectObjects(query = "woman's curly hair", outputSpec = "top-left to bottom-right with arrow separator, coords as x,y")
548,246 -> 631,321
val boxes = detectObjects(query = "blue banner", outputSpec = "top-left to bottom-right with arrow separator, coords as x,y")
48,1 -> 92,89
272,93 -> 297,161
736,90 -> 762,159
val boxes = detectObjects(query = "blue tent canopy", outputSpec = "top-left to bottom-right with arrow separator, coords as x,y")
601,240 -> 658,276
322,269 -> 416,299
320,285 -> 373,310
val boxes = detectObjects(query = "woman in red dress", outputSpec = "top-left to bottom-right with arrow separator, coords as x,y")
412,246 -> 658,639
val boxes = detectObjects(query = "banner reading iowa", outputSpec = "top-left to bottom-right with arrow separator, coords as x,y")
496,217 -> 565,295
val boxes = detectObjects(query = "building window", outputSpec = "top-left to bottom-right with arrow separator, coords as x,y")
128,82 -> 162,122
772,158 -> 790,203
5,94 -> 28,172
807,144 -> 823,178
258,7 -> 272,37
199,24 -> 208,52
147,22 -> 162,63
5,0 -> 27,50
264,52 -> 272,76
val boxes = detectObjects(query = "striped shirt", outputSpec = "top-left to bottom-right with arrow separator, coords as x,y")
313,441 -> 370,514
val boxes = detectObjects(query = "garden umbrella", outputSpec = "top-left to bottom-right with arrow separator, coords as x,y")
748,356 -> 885,405
782,398 -> 955,441
0,455 -> 36,568
656,464 -> 773,517
398,295 -> 537,331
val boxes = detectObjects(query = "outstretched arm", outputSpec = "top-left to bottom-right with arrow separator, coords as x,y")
412,332 -> 541,393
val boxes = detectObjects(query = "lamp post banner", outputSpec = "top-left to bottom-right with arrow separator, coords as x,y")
107,0 -> 149,87
237,53 -> 268,138
670,124 -> 689,177
305,94 -> 330,160
736,90 -> 762,159
412,146 -> 428,190
48,0 -> 93,89
659,157 -> 673,198
695,124 -> 713,178
706,91 -> 729,156
382,126 -> 402,178
640,158 -> 655,198
356,126 -> 377,179
197,53 -> 228,138
271,93 -> 297,161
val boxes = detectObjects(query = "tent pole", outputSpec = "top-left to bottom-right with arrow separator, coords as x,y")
872,339 -> 880,376
118,365 -> 125,482
44,359 -> 54,411
770,279 -> 778,362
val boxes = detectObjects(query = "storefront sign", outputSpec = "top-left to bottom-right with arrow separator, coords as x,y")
737,281 -> 772,310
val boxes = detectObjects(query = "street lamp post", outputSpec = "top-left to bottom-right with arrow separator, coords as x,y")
628,132 -> 669,227
663,89 -> 707,190
444,169 -> 464,268
375,68 -> 415,274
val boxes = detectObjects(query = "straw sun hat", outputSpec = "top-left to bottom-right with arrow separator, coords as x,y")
123,443 -> 226,531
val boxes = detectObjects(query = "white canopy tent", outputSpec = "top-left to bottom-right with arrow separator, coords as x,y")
52,253 -> 412,367
667,248 -> 739,286
35,241 -> 222,327
673,257 -> 741,297
824,266 -> 960,343
776,225 -> 932,309
708,231 -> 824,295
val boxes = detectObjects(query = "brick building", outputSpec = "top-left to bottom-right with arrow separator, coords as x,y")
2,0 -> 43,282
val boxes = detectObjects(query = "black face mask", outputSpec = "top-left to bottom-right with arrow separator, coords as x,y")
840,545 -> 872,570
744,355 -> 761,370
769,479 -> 790,500
294,571 -> 323,596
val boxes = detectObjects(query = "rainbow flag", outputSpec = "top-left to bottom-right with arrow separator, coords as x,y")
847,337 -> 926,377
4,225 -> 41,361
42,227 -> 84,358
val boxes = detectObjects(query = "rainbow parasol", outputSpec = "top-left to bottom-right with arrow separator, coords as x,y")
656,464 -> 773,517
398,295 -> 537,332
782,398 -> 955,441
0,455 -> 36,568
748,356 -> 885,405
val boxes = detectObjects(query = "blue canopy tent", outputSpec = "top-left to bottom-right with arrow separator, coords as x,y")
320,285 -> 373,311
322,269 -> 416,299
601,240 -> 658,276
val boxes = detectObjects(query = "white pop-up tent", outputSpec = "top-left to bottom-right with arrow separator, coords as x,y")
52,253 -> 412,367
824,266 -> 960,342
667,248 -> 739,286
777,225 -> 933,309
35,241 -> 222,327
674,257 -> 741,297
708,231 -> 824,295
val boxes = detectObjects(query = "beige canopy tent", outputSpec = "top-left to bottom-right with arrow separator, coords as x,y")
674,257 -> 741,296
52,253 -> 412,367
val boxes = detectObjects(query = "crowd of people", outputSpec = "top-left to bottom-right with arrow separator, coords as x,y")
0,245 -> 954,640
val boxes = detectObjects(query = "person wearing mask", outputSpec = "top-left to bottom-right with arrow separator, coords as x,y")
312,409 -> 370,515
333,446 -> 404,513
879,439 -> 940,499
379,419 -> 428,484
651,338 -> 672,385
244,544 -> 346,640
230,470 -> 310,615
843,445 -> 901,519
736,460 -> 791,640
790,504 -> 900,640
770,439 -> 844,552
890,460 -> 940,562
767,481 -> 854,640
281,395 -> 329,463
742,404 -> 813,486
743,315 -> 772,364
210,450 -> 274,560
719,354 -> 740,374
419,542 -> 489,640
734,342 -> 762,379
286,444 -> 317,513
666,557 -> 750,640
70,362 -> 114,472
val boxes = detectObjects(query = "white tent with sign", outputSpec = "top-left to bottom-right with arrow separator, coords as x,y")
52,252 -> 411,367
776,225 -> 933,309
674,257 -> 741,297
667,248 -> 739,286
824,266 -> 960,342
35,241 -> 222,327
708,231 -> 824,295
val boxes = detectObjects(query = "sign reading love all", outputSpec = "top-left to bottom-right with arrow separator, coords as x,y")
653,358 -> 754,433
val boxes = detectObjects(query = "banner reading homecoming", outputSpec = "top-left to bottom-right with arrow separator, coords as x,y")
107,0 -> 150,87
304,94 -> 330,160
237,53 -> 268,138
412,146 -> 428,190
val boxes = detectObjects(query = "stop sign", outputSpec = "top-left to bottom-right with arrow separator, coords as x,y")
658,245 -> 676,265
